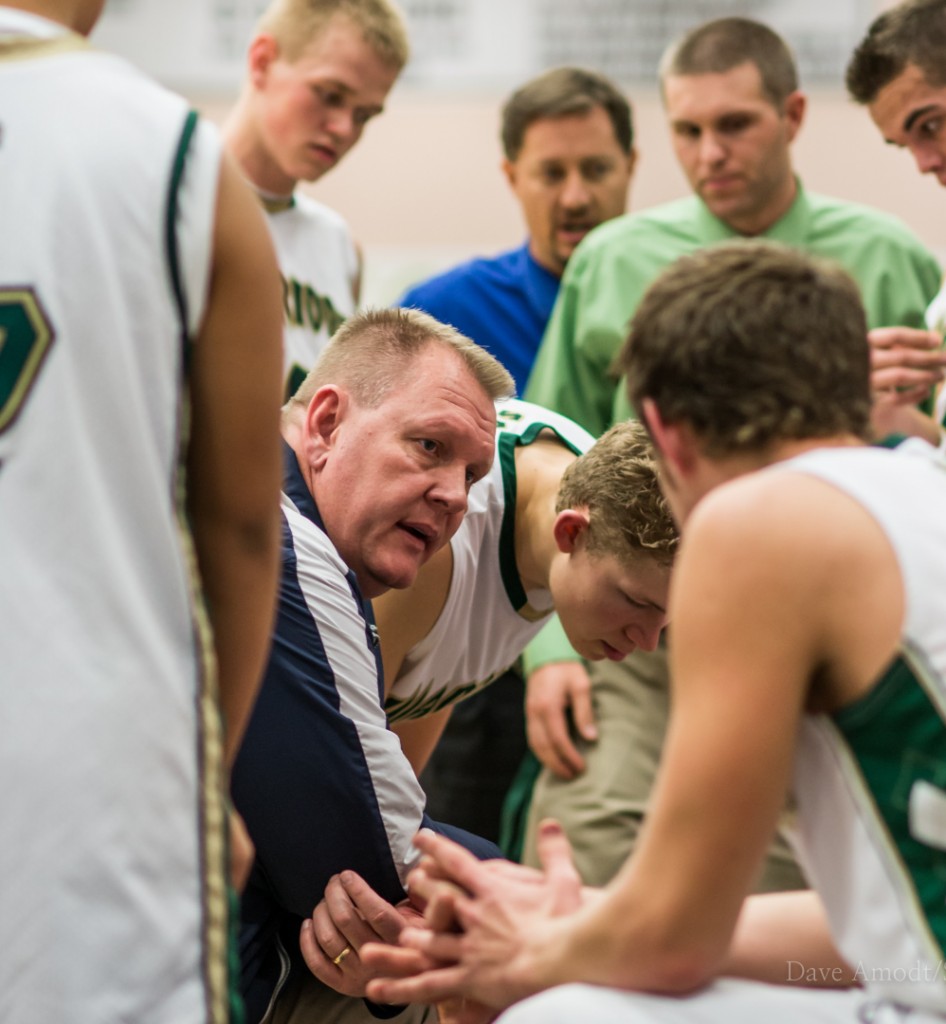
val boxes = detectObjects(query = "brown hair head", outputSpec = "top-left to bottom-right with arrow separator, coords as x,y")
501,66 -> 634,161
620,241 -> 871,457
846,0 -> 946,104
659,17 -> 799,108
557,420 -> 678,567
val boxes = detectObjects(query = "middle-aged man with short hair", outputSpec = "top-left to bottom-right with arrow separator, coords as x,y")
396,65 -> 636,846
231,308 -> 513,1023
399,65 -> 636,396
521,15 -> 946,895
362,240 -> 946,1024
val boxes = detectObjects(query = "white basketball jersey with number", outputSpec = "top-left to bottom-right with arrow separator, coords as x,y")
0,11 -> 231,1022
385,399 -> 594,722
781,441 -> 946,1015
263,191 -> 359,399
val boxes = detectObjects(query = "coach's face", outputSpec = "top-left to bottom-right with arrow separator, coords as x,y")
308,345 -> 496,598
504,106 -> 636,276
869,63 -> 946,186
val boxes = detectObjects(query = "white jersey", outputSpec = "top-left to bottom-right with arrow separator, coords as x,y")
780,441 -> 946,1015
262,190 -> 358,399
385,399 -> 594,722
0,11 -> 231,1022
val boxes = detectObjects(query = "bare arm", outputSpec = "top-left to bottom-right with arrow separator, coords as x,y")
186,152 -> 284,765
724,890 -> 856,988
393,706 -> 453,775
374,542 -> 453,697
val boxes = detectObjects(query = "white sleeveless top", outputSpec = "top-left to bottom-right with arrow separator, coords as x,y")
385,399 -> 594,722
0,11 -> 231,1021
778,441 -> 946,1014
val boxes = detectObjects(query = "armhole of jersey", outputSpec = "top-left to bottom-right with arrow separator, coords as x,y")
498,431 -> 527,610
164,109 -> 200,373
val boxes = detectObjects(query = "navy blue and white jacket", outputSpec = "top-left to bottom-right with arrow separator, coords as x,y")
232,443 -> 501,1021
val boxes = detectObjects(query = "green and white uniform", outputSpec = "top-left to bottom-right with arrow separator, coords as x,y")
384,399 -> 593,723
503,439 -> 946,1024
262,191 -> 358,400
0,10 -> 233,1021
787,440 -> 946,1015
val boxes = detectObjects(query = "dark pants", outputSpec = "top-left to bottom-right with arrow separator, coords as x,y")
419,667 -> 526,844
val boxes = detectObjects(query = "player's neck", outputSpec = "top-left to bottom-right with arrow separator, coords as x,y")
514,443 -> 575,592
223,101 -> 296,199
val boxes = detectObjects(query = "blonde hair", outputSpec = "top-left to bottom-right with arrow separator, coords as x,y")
557,420 -> 678,567
257,0 -> 409,68
285,307 -> 514,415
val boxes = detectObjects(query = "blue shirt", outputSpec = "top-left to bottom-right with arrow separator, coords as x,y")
398,242 -> 560,396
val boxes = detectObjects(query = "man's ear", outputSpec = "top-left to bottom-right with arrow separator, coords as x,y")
303,386 -> 346,468
552,508 -> 591,554
624,146 -> 639,179
641,398 -> 695,477
783,90 -> 807,142
501,157 -> 519,192
248,33 -> 279,87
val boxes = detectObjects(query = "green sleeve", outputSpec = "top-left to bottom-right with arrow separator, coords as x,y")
857,234 -> 942,417
525,245 -> 618,438
859,239 -> 942,331
521,615 -> 582,675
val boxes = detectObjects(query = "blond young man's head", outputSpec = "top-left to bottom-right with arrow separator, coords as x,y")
230,0 -> 409,194
549,420 -> 678,661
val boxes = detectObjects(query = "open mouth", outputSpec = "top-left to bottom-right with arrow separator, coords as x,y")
398,522 -> 435,549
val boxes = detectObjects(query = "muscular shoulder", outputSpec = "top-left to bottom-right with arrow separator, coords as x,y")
675,466 -> 903,698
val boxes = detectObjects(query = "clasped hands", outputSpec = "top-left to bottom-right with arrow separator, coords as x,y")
300,822 -> 587,1023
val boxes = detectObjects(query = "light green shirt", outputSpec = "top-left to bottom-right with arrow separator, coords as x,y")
526,181 -> 942,437
522,182 -> 942,672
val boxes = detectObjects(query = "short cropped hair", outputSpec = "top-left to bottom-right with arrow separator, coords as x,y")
620,242 -> 872,457
846,0 -> 946,104
257,0 -> 409,68
556,420 -> 678,567
285,307 -> 514,415
659,17 -> 799,108
501,66 -> 634,161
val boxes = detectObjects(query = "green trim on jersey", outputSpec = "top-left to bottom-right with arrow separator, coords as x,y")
874,434 -> 909,451
834,644 -> 946,956
165,109 -> 200,368
0,287 -> 55,435
495,406 -> 590,614
162,107 -> 234,1023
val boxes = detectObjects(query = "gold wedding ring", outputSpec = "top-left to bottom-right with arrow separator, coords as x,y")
332,945 -> 353,966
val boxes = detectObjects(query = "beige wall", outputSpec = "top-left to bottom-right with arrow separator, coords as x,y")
202,83 -> 946,305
